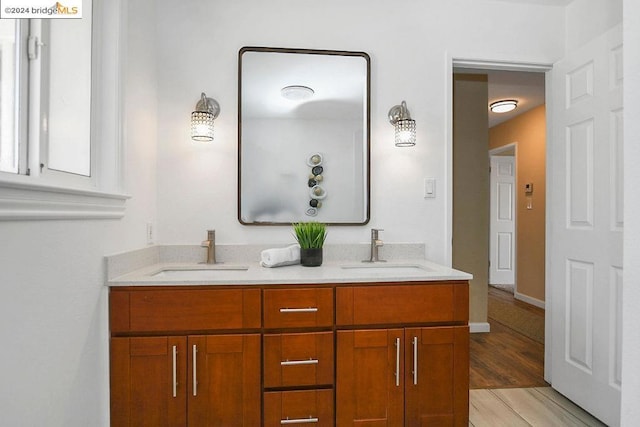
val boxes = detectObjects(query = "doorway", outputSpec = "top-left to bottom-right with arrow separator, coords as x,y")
451,65 -> 548,389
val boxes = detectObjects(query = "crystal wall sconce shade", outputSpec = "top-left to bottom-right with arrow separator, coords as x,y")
388,100 -> 416,147
191,92 -> 220,142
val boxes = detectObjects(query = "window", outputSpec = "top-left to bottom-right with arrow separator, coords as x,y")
0,0 -> 128,220
0,19 -> 20,174
0,17 -> 92,180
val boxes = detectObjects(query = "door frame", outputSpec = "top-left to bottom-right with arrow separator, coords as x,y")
445,56 -> 552,376
488,143 -> 517,294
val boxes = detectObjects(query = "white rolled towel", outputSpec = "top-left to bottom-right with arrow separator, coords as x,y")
260,244 -> 301,268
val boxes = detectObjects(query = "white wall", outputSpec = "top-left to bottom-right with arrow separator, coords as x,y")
565,0 -> 623,51
155,0 -> 566,264
0,1 -> 158,425
621,0 -> 640,423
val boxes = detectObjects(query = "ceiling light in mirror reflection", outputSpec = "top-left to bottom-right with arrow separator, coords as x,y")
281,85 -> 315,101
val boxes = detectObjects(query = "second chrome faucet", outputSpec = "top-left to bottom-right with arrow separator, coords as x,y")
364,228 -> 385,262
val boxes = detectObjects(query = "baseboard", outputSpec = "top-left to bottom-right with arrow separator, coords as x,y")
514,291 -> 546,309
470,322 -> 491,333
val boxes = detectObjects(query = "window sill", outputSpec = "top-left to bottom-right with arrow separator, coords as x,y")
0,179 -> 129,220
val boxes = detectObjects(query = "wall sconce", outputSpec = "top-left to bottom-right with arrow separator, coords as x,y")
191,92 -> 220,142
388,100 -> 416,147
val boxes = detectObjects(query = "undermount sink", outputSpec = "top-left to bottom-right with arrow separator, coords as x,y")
340,263 -> 432,274
151,265 -> 249,280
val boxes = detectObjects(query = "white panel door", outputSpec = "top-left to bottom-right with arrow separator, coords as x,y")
548,24 -> 623,426
489,155 -> 515,286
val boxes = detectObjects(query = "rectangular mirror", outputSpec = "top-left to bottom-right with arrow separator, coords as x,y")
238,47 -> 370,225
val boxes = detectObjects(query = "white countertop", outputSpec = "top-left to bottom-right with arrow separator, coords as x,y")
107,259 -> 472,286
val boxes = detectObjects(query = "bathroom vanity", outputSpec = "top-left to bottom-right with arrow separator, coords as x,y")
108,256 -> 471,426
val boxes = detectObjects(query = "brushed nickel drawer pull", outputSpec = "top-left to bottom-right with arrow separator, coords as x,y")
192,344 -> 198,397
395,337 -> 400,387
279,307 -> 318,313
412,336 -> 418,385
280,358 -> 319,366
281,416 -> 319,424
172,345 -> 178,398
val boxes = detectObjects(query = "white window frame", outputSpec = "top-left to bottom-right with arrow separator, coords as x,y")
0,0 -> 128,220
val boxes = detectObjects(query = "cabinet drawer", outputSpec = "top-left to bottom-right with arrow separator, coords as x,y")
264,332 -> 334,388
336,283 -> 468,326
263,288 -> 333,329
110,288 -> 261,333
264,389 -> 333,427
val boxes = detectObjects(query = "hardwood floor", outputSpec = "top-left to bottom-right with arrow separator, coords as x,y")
470,288 -> 547,389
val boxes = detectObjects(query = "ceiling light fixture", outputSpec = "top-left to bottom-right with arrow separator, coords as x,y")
281,85 -> 315,101
490,99 -> 518,113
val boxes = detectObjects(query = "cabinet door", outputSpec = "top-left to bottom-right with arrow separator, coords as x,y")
336,329 -> 404,426
110,336 -> 187,427
188,334 -> 261,427
405,326 -> 469,427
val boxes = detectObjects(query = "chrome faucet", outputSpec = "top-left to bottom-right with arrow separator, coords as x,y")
364,228 -> 386,263
201,229 -> 217,264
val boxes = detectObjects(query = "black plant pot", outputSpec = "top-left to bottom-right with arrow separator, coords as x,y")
300,248 -> 323,267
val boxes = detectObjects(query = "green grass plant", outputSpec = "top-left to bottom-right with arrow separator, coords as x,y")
292,222 -> 327,249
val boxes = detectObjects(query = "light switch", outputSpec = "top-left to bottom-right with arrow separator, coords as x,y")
424,178 -> 436,198
146,222 -> 155,245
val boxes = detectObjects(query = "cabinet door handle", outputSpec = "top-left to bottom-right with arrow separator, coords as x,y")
281,417 -> 319,424
192,344 -> 198,397
395,337 -> 400,387
281,358 -> 319,366
412,336 -> 418,385
279,307 -> 318,313
172,345 -> 178,398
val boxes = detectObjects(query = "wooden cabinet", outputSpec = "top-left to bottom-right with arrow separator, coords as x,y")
404,327 -> 469,426
336,329 -> 405,425
110,336 -> 187,426
110,280 -> 468,426
336,283 -> 469,427
110,287 -> 261,427
262,287 -> 335,426
187,335 -> 261,426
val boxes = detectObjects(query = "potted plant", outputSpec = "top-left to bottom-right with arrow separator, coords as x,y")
293,221 -> 327,267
